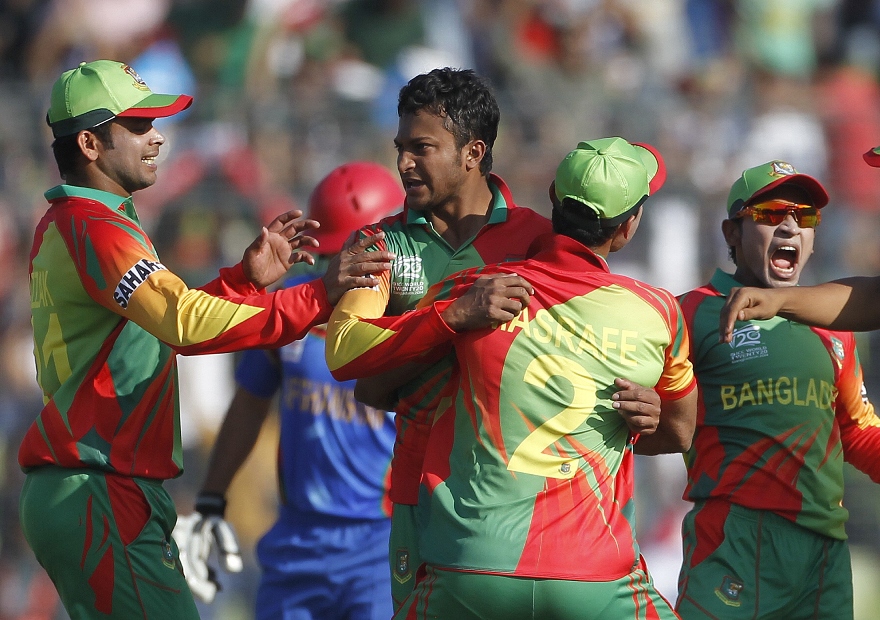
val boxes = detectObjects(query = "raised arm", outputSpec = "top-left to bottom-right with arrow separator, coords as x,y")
326,272 -> 532,381
720,277 -> 880,342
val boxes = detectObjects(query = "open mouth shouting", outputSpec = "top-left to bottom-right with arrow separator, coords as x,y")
769,244 -> 799,281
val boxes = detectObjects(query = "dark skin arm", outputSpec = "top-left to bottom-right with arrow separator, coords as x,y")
242,209 -> 320,288
611,377 -> 661,435
201,387 -> 273,496
243,218 -> 395,299
719,276 -> 880,342
631,389 -> 698,455
355,362 -> 434,411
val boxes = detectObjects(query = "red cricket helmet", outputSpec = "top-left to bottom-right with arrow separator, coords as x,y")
308,162 -> 404,254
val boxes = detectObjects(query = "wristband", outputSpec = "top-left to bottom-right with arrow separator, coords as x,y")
195,492 -> 227,517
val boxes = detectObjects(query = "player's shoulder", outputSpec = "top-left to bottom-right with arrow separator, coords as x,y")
505,205 -> 552,228
810,325 -> 858,347
357,208 -> 406,233
677,284 -> 719,307
604,274 -> 687,321
49,195 -> 123,220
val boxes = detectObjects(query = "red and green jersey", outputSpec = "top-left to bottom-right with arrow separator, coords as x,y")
21,185 -> 333,479
678,269 -> 880,540
326,174 -> 552,505
329,235 -> 696,579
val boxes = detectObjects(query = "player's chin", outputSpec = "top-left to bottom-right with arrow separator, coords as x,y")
764,268 -> 801,288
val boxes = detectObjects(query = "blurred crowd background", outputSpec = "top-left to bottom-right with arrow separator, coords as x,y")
3,0 -> 880,618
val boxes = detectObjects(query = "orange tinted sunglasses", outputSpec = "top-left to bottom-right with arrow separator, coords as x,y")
733,199 -> 821,228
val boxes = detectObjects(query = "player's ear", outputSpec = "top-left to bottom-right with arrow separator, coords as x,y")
76,129 -> 102,163
721,218 -> 741,247
463,140 -> 486,171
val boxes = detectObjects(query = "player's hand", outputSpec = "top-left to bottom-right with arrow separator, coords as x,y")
719,286 -> 782,343
173,493 -> 243,604
243,209 -> 321,289
611,378 -> 661,435
322,232 -> 396,305
441,273 -> 533,331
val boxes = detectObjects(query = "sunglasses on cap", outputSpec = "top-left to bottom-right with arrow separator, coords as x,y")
732,199 -> 821,228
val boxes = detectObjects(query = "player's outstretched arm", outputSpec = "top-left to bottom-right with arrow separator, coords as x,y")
440,273 -> 533,331
631,389 -> 698,455
242,209 -> 321,289
720,277 -> 880,342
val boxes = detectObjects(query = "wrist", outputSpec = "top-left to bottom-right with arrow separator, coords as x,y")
195,491 -> 227,517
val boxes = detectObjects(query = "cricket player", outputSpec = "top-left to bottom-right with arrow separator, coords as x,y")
19,59 -> 392,619
329,137 -> 698,619
677,161 -> 880,619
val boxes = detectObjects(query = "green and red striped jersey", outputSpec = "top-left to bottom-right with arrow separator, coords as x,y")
326,174 -> 552,505
679,269 -> 880,541
22,185 -> 333,479
330,234 -> 696,579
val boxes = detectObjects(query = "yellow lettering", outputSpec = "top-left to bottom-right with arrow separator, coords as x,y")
620,330 -> 638,366
30,271 -> 54,309
556,317 -> 577,353
793,378 -> 806,406
721,385 -> 738,410
532,309 -> 553,344
776,376 -> 792,404
738,382 -> 756,407
601,327 -> 619,360
507,307 -> 531,337
756,379 -> 773,404
576,324 -> 599,357
805,379 -> 819,407
821,381 -> 837,410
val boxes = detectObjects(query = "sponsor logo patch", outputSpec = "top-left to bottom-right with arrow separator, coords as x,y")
123,64 -> 150,91
394,548 -> 412,584
770,161 -> 796,177
830,336 -> 845,369
728,324 -> 768,363
162,537 -> 176,569
714,575 -> 743,607
390,255 -> 425,296
114,258 -> 166,309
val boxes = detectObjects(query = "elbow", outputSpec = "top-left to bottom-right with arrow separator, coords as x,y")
671,431 -> 694,453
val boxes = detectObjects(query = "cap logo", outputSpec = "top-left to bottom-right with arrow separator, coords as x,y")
770,161 -> 796,177
122,64 -> 150,91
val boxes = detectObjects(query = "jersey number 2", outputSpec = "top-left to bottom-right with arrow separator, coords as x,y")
507,354 -> 596,479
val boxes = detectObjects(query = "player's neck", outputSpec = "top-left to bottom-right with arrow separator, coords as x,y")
429,178 -> 494,249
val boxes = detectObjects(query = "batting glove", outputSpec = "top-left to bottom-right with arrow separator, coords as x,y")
173,492 -> 243,604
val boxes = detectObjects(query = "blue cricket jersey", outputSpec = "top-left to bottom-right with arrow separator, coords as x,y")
235,275 -> 395,520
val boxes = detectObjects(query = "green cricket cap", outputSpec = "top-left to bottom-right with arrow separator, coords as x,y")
553,137 -> 666,227
46,60 -> 193,138
726,160 -> 829,217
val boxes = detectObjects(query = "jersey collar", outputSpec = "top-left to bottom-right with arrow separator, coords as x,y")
709,268 -> 744,296
45,184 -> 138,220
529,233 -> 610,273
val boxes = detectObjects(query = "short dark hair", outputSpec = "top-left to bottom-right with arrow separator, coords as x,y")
397,68 -> 499,175
52,120 -> 114,178
551,197 -> 618,248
